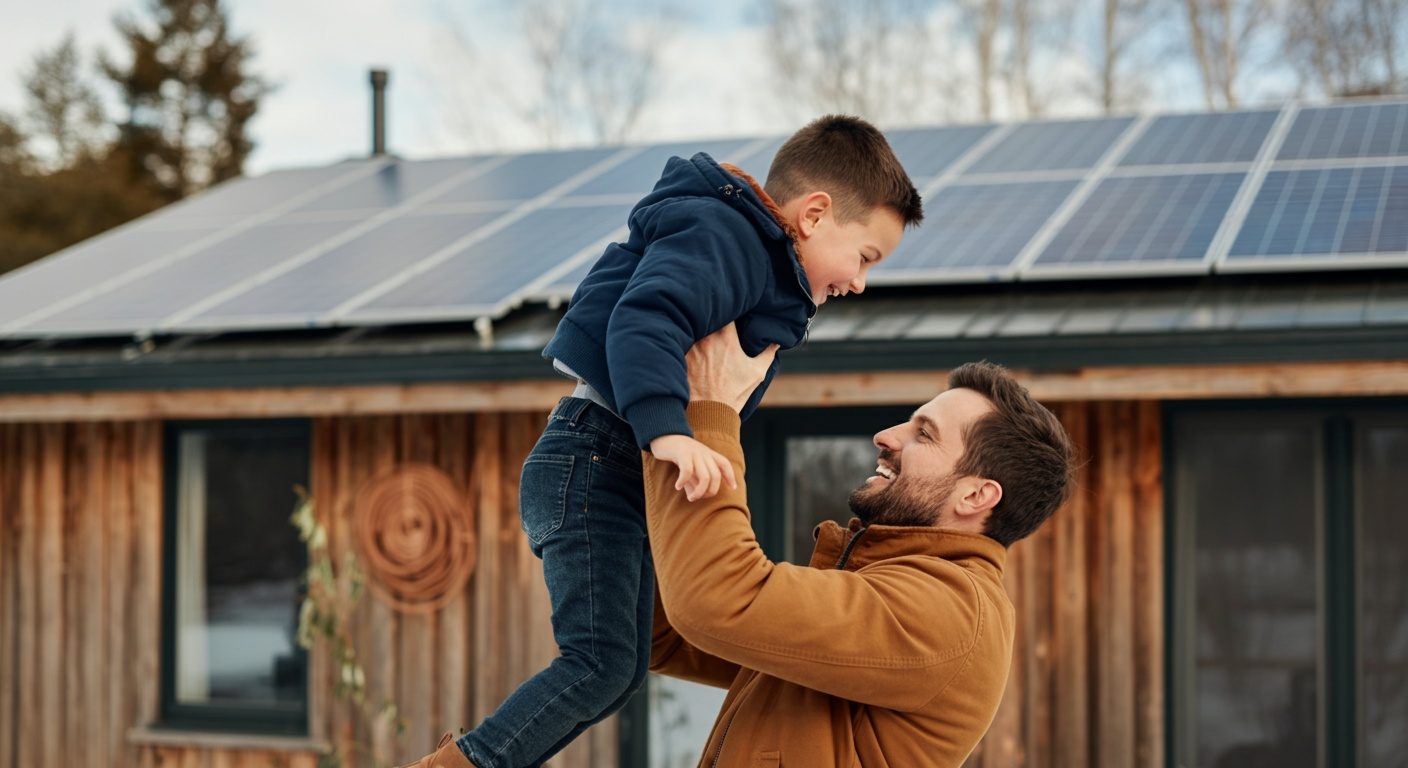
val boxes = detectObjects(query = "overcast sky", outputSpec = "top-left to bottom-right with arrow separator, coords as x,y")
0,0 -> 810,174
1,0 -> 1236,176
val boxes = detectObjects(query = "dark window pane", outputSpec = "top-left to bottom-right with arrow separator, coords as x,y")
784,437 -> 875,564
174,426 -> 309,708
1179,419 -> 1322,768
1357,419 -> 1408,767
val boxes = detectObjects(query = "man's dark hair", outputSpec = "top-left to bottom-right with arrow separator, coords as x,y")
764,115 -> 924,227
949,361 -> 1076,547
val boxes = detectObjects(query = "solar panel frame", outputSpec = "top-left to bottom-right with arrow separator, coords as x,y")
962,116 -> 1137,175
0,158 -> 392,338
24,216 -> 366,337
1118,109 -> 1279,167
174,209 -> 506,332
1276,101 -> 1408,161
1221,163 -> 1408,273
868,179 -> 1083,284
158,155 -> 515,333
1025,172 -> 1246,279
7,100 -> 1408,342
324,146 -> 646,324
344,202 -> 636,323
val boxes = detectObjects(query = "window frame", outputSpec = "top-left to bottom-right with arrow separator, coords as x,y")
159,418 -> 312,735
1165,399 -> 1408,768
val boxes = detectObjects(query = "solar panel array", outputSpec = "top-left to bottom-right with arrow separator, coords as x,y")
0,98 -> 1405,339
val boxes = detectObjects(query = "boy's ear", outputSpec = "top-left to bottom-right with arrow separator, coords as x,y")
794,192 -> 832,237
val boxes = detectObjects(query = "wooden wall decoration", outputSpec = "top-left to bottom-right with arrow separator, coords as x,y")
354,463 -> 476,614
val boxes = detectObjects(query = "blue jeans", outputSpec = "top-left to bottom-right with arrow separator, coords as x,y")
458,397 -> 654,768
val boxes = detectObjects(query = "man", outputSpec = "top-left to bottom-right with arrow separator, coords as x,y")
645,324 -> 1076,767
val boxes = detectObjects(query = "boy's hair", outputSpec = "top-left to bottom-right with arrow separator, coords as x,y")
948,361 -> 1077,547
764,115 -> 924,227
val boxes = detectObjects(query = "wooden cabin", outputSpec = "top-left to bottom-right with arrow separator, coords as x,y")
2,99 -> 1407,768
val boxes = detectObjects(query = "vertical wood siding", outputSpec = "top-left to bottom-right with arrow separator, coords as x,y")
966,401 -> 1165,768
2,401 -> 1159,768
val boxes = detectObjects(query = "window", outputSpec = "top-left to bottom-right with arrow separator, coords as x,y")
1170,406 -> 1408,768
161,420 -> 311,734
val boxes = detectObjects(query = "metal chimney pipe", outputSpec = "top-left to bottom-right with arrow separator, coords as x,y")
369,68 -> 389,156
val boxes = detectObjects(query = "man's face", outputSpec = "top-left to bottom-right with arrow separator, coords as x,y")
849,388 -> 994,528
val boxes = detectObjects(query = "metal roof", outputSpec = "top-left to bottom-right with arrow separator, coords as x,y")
3,273 -> 1406,393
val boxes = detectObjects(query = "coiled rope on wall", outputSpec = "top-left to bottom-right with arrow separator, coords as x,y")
354,463 -> 476,614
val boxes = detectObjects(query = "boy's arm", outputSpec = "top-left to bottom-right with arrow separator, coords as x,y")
607,198 -> 770,450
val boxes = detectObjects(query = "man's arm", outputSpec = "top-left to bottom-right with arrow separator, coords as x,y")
644,326 -> 992,711
649,586 -> 742,689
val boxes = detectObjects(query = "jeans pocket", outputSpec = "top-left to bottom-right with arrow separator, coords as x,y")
519,454 -> 575,546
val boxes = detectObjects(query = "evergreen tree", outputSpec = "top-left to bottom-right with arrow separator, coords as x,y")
102,0 -> 270,201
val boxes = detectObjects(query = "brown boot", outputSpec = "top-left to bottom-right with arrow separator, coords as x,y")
397,732 -> 477,768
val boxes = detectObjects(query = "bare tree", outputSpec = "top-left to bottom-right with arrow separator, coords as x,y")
1082,0 -> 1163,114
1182,0 -> 1274,109
22,32 -> 107,169
1282,0 -> 1406,97
439,0 -> 671,148
958,0 -> 1004,120
761,0 -> 944,124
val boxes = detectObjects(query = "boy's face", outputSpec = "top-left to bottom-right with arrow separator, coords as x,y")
791,198 -> 905,306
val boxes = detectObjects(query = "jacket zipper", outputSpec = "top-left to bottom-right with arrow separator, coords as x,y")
708,711 -> 735,768
722,175 -> 816,343
835,526 -> 869,570
708,673 -> 764,767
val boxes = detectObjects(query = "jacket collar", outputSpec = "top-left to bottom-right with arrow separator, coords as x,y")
688,152 -> 794,246
809,518 -> 1007,578
686,152 -> 816,315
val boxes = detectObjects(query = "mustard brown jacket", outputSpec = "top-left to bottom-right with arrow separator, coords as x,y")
646,403 -> 1016,768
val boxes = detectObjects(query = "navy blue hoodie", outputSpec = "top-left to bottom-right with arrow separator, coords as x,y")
542,152 -> 816,449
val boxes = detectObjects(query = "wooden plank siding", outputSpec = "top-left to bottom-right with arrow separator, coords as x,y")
1,400 -> 1160,767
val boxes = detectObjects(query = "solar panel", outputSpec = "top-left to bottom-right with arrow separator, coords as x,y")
870,180 -> 1078,282
180,211 -> 505,330
0,225 -> 218,332
25,217 -> 360,335
346,203 -> 634,321
162,160 -> 383,222
1030,173 -> 1245,273
1119,111 -> 1277,166
566,140 -> 752,197
422,147 -> 620,205
1277,102 -> 1408,160
963,117 -> 1135,174
1225,165 -> 1408,266
885,125 -> 996,180
291,157 -> 486,212
5,101 -> 1408,341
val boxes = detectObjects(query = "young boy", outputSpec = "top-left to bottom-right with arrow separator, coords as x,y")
401,115 -> 923,768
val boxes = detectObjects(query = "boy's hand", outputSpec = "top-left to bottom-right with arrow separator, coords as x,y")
649,434 -> 738,502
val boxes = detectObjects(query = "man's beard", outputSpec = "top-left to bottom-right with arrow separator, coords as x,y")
848,462 -> 957,528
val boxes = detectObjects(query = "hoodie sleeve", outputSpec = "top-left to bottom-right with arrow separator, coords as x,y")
644,402 -> 1001,713
608,197 -> 771,449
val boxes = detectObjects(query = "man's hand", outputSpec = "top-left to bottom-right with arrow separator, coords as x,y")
649,434 -> 738,502
686,322 -> 779,413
